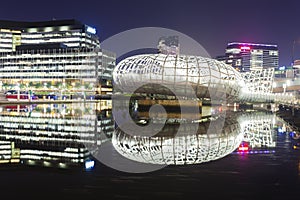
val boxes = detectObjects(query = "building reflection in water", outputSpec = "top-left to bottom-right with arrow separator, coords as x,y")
0,100 -> 113,170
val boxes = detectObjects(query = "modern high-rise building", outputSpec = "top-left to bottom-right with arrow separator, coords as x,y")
0,19 -> 115,97
216,42 -> 279,72
0,19 -> 100,51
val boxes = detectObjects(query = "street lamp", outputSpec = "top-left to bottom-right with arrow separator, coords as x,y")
292,40 -> 296,65
292,39 -> 300,65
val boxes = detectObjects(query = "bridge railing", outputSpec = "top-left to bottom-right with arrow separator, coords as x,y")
238,91 -> 299,105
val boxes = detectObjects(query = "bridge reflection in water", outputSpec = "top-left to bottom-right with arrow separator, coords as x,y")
113,114 -> 243,165
112,108 -> 285,165
0,100 -> 296,170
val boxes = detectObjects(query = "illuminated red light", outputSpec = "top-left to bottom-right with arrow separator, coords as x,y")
238,146 -> 249,151
238,142 -> 249,152
240,46 -> 251,50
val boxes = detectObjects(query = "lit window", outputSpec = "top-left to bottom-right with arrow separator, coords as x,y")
269,50 -> 278,56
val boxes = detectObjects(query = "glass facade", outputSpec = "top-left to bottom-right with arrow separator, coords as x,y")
0,29 -> 21,52
0,20 -> 100,51
0,19 -> 115,96
0,48 -> 115,97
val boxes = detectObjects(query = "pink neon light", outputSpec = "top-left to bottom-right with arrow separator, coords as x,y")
240,46 -> 251,50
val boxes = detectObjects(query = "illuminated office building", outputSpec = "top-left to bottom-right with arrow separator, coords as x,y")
0,19 -> 115,95
0,19 -> 99,51
216,42 -> 279,72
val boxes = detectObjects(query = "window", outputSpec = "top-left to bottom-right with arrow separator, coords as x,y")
269,50 -> 278,56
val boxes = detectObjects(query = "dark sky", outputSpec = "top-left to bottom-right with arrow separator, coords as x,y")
0,0 -> 299,66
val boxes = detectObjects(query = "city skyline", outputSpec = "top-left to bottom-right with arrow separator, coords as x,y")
1,0 -> 300,67
0,2 -> 300,198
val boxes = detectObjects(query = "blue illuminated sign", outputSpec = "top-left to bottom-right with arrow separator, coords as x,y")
278,66 -> 286,71
86,26 -> 96,34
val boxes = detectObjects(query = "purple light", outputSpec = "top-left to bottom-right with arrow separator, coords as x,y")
228,42 -> 277,48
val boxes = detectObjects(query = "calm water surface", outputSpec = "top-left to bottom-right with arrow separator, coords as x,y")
0,102 -> 299,200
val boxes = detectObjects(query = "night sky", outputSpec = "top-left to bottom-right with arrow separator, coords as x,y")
1,0 -> 300,66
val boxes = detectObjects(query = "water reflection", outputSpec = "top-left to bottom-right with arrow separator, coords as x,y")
0,100 -> 298,171
0,101 -> 113,169
113,114 -> 243,165
238,112 -> 277,148
112,109 -> 292,165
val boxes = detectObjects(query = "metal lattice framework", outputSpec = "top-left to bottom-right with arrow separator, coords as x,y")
241,68 -> 274,93
112,117 -> 243,165
238,68 -> 276,102
237,112 -> 276,148
114,54 -> 245,101
114,54 -> 295,103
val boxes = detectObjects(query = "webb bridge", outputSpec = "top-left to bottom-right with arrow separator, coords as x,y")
113,53 -> 299,106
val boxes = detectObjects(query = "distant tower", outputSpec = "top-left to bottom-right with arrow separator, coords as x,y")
157,35 -> 180,55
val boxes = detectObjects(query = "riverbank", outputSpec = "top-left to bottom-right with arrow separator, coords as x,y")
0,95 -> 112,105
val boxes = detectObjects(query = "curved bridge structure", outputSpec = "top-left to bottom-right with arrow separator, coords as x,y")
114,54 -> 294,103
114,54 -> 244,101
